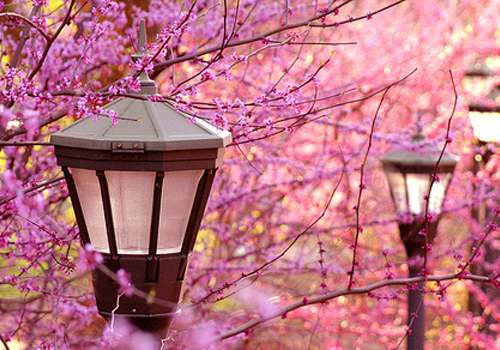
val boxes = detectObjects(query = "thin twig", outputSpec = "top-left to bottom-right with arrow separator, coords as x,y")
193,156 -> 345,304
0,176 -> 65,207
0,12 -> 50,40
348,68 -> 417,289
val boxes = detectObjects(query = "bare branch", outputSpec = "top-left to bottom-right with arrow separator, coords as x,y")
209,272 -> 491,346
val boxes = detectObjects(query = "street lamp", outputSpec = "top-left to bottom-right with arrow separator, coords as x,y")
50,21 -> 231,345
468,84 -> 500,225
467,82 -> 500,343
380,134 -> 457,350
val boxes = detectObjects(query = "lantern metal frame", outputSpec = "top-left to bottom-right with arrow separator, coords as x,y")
54,146 -> 221,317
380,150 -> 455,257
380,139 -> 457,255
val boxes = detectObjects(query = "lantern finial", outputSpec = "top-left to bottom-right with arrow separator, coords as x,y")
131,19 -> 157,95
137,19 -> 147,56
413,112 -> 425,142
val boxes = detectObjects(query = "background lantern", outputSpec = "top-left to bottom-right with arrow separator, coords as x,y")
380,134 -> 457,350
465,59 -> 500,341
380,133 -> 457,257
51,21 -> 231,340
468,85 -> 500,144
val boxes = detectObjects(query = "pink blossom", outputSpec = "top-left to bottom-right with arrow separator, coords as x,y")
116,269 -> 133,297
200,70 -> 216,82
81,244 -> 103,270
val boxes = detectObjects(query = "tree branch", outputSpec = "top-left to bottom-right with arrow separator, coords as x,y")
208,272 -> 491,346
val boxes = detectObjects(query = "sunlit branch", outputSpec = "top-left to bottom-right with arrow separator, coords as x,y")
309,0 -> 406,28
347,68 -> 416,289
422,70 -> 458,268
208,272 -> 492,346
266,40 -> 357,46
27,0 -> 77,81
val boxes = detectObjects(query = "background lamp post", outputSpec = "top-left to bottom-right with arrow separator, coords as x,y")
380,135 -> 457,350
467,81 -> 500,342
50,22 -> 231,345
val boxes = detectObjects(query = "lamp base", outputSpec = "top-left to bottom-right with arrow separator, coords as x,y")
398,219 -> 439,258
92,254 -> 189,316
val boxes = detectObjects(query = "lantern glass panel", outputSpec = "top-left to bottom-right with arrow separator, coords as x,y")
431,172 -> 453,214
386,171 -> 407,214
469,111 -> 500,143
106,171 -> 156,255
71,168 -> 109,253
405,173 -> 434,215
157,170 -> 203,254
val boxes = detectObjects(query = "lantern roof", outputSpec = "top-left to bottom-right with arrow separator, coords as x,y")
380,136 -> 457,174
465,59 -> 496,78
468,85 -> 500,113
51,98 -> 232,152
51,20 -> 231,153
380,149 -> 457,172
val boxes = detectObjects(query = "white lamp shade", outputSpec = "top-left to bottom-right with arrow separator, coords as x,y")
469,111 -> 500,143
71,168 -> 203,255
106,171 -> 156,254
158,170 -> 203,254
386,171 -> 452,215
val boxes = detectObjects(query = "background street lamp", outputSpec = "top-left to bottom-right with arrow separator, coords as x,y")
469,85 -> 500,145
380,134 -> 457,350
467,79 -> 500,342
51,21 -> 231,347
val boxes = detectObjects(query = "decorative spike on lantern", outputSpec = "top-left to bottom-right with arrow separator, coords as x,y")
137,19 -> 147,56
131,19 -> 156,94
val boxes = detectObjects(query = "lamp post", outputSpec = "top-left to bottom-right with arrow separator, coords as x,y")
50,22 -> 231,347
467,83 -> 500,341
380,135 -> 457,350
468,84 -> 500,230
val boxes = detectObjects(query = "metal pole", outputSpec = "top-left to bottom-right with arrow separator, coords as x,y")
407,264 -> 425,350
399,221 -> 439,350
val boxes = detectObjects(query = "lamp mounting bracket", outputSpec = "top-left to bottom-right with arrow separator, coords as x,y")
112,141 -> 145,153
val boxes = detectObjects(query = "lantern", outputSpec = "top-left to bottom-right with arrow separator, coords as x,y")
51,21 -> 231,338
380,134 -> 457,257
380,136 -> 456,217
